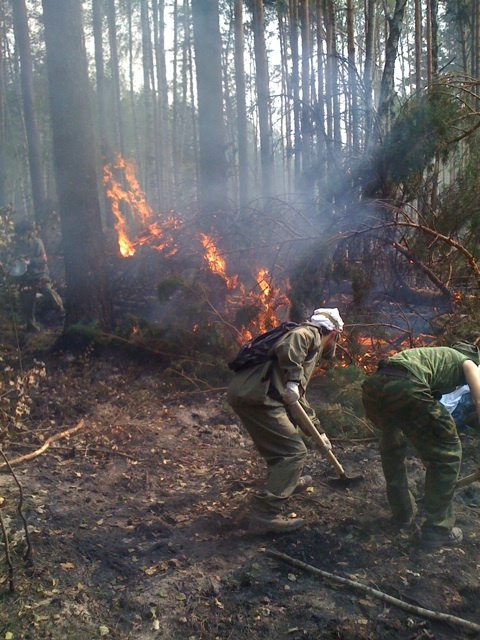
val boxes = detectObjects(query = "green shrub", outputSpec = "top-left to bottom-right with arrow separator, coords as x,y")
310,365 -> 376,439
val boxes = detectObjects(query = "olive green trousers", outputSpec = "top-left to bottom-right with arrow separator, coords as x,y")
228,396 -> 307,516
362,374 -> 461,534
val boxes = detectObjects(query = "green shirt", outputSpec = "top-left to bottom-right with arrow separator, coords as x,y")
388,347 -> 469,395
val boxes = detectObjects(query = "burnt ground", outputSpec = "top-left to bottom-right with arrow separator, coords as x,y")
2,330 -> 480,640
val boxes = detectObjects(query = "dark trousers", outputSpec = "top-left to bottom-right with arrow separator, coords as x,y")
20,277 -> 64,325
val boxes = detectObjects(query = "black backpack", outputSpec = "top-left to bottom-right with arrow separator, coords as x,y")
228,322 -> 299,372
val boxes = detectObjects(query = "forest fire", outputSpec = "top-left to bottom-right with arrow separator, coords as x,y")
103,155 -> 291,341
231,269 -> 291,341
354,332 -> 433,371
198,233 -> 238,290
103,154 -> 180,258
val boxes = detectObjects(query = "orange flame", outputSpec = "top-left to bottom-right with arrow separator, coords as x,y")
198,233 -> 238,290
103,154 -> 180,257
103,155 -> 292,341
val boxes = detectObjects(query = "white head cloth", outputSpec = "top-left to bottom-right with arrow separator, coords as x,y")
309,308 -> 344,332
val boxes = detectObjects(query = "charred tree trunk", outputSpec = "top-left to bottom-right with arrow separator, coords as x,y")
42,0 -> 113,331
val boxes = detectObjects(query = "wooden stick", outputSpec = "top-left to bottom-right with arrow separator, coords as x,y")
267,549 -> 480,634
0,420 -> 85,468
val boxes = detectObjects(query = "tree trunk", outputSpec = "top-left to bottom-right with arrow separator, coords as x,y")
278,3 -> 292,191
315,0 -> 326,164
234,0 -> 249,209
414,0 -> 422,91
430,0 -> 438,80
0,7 -> 7,209
475,0 -> 480,80
126,0 -> 142,186
252,0 -> 274,198
41,0 -> 113,331
376,0 -> 408,138
346,0 -> 359,151
152,0 -> 170,211
106,0 -> 124,156
426,0 -> 432,85
191,0 -> 228,221
92,0 -> 108,159
140,0 -> 158,209
91,0 -> 110,229
172,0 -> 179,206
323,0 -> 335,153
363,0 -> 376,151
300,0 -> 312,177
289,0 -> 301,184
11,0 -> 47,224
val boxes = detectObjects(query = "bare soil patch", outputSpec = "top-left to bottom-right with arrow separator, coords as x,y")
1,331 -> 480,640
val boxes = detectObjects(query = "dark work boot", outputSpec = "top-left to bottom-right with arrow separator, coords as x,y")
420,527 -> 463,550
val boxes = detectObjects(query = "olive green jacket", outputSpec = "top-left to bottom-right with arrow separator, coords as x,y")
227,323 -> 331,427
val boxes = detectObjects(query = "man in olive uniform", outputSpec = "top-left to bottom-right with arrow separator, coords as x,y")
362,342 -> 480,550
13,219 -> 65,332
227,308 -> 344,534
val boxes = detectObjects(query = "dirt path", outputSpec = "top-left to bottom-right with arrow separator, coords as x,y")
1,349 -> 480,639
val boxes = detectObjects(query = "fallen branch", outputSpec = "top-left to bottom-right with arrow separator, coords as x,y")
267,549 -> 480,635
7,442 -> 143,461
0,420 -> 85,468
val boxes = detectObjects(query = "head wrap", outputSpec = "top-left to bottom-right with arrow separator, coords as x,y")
309,308 -> 344,332
452,341 -> 480,365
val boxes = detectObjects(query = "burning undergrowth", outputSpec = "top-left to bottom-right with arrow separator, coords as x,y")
101,155 -> 479,380
102,155 -> 294,367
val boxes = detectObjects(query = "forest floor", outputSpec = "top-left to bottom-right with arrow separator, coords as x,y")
2,326 -> 480,640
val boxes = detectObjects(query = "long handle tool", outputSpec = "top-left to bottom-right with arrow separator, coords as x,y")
289,401 -> 362,487
456,468 -> 480,490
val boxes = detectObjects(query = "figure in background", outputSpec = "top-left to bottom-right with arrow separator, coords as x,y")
227,308 -> 344,535
362,342 -> 480,550
12,219 -> 64,332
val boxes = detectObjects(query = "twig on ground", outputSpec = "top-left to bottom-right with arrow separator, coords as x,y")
0,419 -> 85,468
7,442 -> 144,461
267,549 -> 480,635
